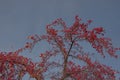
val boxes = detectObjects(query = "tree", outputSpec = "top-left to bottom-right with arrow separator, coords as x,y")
0,16 -> 120,80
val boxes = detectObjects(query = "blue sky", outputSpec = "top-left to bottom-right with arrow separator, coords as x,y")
0,0 -> 120,79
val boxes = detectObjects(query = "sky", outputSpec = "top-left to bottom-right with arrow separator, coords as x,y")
0,0 -> 120,79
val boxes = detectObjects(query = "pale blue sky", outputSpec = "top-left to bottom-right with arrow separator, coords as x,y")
0,0 -> 120,79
